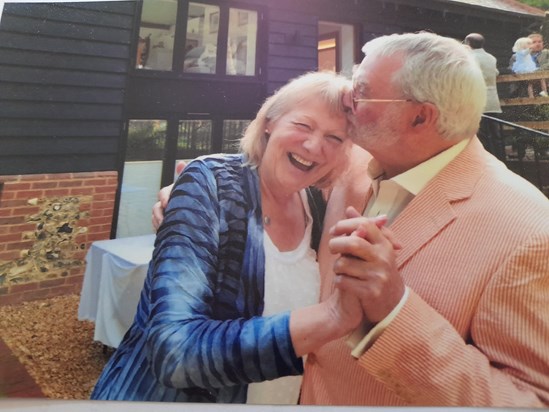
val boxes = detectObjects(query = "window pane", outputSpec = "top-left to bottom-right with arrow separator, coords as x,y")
222,119 -> 250,153
183,3 -> 220,74
126,120 -> 166,160
227,9 -> 257,76
177,120 -> 212,158
117,120 -> 167,238
137,0 -> 177,71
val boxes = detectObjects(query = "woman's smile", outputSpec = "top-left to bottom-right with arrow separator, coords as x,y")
288,152 -> 315,171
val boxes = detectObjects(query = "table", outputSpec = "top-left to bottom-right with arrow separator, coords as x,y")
78,234 -> 155,348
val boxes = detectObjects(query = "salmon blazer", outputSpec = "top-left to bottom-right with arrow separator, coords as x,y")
301,138 -> 549,407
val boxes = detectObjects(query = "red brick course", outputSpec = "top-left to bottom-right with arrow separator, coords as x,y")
0,171 -> 118,306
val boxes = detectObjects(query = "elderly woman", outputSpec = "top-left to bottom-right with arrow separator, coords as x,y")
91,71 -> 363,404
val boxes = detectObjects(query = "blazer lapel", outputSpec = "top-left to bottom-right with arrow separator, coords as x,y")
391,137 -> 488,268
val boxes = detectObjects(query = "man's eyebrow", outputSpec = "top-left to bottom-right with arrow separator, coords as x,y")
353,81 -> 370,95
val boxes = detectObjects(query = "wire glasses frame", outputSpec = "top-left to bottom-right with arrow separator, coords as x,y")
351,90 -> 414,112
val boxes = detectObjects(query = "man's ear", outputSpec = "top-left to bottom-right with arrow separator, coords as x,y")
411,115 -> 424,126
411,102 -> 438,129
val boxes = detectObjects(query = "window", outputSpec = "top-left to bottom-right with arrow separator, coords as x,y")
226,9 -> 257,76
137,0 -> 259,76
222,119 -> 250,152
177,120 -> 212,158
136,0 -> 177,71
183,3 -> 220,74
116,117 -> 252,236
117,120 -> 167,238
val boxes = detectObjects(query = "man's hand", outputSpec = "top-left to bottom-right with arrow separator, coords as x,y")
151,161 -> 186,230
329,207 -> 405,324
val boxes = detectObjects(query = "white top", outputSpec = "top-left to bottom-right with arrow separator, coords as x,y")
246,190 -> 320,405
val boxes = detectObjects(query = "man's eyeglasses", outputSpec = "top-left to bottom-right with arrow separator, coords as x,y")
352,96 -> 413,112
350,87 -> 414,112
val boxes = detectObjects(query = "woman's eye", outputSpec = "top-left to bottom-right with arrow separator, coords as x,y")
327,135 -> 344,144
293,122 -> 311,130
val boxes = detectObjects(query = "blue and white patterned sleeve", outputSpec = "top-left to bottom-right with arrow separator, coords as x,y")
144,158 -> 302,392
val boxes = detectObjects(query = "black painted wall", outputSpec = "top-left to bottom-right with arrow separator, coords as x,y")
0,0 -> 542,176
0,1 -> 135,175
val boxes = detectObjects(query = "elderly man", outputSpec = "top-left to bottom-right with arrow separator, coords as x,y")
153,32 -> 549,407
463,33 -> 504,159
300,31 -> 549,407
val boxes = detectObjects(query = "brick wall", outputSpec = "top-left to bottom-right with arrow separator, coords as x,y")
0,171 -> 118,306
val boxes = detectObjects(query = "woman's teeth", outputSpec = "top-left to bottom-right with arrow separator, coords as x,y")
289,153 -> 314,171
291,153 -> 313,167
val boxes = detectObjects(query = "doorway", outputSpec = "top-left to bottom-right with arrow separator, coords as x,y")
318,21 -> 356,76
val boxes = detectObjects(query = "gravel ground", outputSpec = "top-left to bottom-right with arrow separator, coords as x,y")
0,294 -> 109,399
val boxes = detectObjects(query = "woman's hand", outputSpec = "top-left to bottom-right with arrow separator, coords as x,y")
289,292 -> 363,358
324,287 -> 365,334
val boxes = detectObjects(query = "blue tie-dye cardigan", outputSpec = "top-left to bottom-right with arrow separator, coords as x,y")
91,154 -> 303,403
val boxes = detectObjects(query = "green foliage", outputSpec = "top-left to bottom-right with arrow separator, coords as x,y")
501,106 -> 549,160
515,0 -> 549,9
518,0 -> 549,10
506,104 -> 549,121
127,120 -> 166,161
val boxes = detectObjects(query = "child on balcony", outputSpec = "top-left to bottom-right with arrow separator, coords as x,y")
511,37 -> 549,98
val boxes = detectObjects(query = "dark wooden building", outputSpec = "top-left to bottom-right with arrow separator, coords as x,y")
0,0 -> 545,238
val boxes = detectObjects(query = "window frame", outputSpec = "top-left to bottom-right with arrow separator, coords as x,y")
132,0 -> 265,80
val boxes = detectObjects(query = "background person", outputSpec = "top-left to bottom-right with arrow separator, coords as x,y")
511,36 -> 548,98
508,33 -> 549,71
463,33 -> 505,159
91,71 -> 366,404
527,32 -> 549,70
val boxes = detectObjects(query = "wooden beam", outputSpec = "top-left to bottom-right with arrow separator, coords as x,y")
497,71 -> 549,83
514,121 -> 549,130
500,97 -> 549,106
141,21 -> 171,31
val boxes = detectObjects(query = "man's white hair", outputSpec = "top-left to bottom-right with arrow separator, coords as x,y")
362,32 -> 486,141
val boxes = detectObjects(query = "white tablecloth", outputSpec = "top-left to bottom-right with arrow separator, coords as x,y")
78,234 -> 155,348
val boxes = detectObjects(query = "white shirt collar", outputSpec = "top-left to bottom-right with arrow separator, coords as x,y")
368,138 -> 470,196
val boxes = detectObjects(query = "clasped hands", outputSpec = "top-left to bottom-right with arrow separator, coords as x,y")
326,206 -> 405,334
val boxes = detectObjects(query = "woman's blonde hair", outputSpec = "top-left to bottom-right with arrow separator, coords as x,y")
513,37 -> 532,52
239,71 -> 351,171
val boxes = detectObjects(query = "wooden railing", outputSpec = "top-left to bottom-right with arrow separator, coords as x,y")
496,70 -> 549,135
497,70 -> 549,107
